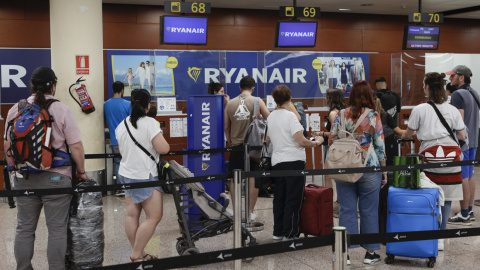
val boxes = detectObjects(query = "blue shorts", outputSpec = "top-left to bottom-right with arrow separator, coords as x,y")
120,174 -> 163,204
461,147 -> 477,179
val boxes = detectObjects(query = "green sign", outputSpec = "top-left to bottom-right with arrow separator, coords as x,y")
165,1 -> 211,14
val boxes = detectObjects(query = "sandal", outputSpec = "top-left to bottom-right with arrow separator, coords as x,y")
143,253 -> 158,261
129,256 -> 144,263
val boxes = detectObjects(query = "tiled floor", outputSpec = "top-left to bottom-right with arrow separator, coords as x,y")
1,174 -> 480,270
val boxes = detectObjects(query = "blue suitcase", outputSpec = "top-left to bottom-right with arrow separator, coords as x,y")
385,187 -> 440,268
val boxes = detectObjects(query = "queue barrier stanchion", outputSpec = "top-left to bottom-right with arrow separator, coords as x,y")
244,143 -> 250,228
332,226 -> 347,270
233,169 -> 242,270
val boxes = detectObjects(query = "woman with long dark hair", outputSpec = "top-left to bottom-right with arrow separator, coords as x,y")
401,72 -> 465,251
208,81 -> 229,106
116,89 -> 170,262
328,80 -> 386,265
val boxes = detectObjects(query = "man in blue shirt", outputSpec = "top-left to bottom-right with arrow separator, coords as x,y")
447,65 -> 479,225
104,81 -> 132,196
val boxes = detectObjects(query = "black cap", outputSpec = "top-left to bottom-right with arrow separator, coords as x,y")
375,77 -> 386,84
31,67 -> 57,87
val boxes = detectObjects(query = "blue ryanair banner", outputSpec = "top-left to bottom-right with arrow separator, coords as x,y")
186,95 -> 225,214
107,50 -> 370,100
0,49 -> 51,103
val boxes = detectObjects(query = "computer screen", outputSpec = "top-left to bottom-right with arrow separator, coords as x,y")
403,25 -> 440,50
161,16 -> 208,45
275,21 -> 318,48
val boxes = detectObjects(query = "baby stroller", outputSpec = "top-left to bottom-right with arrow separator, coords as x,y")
163,160 -> 257,260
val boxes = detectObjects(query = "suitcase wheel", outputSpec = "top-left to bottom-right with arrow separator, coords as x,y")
427,257 -> 436,268
385,253 -> 395,264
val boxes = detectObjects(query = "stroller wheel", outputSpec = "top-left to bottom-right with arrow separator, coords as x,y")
176,240 -> 189,255
182,247 -> 200,256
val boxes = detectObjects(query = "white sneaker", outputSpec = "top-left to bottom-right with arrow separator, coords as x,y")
273,235 -> 283,241
282,236 -> 299,241
250,212 -> 256,221
438,239 -> 444,251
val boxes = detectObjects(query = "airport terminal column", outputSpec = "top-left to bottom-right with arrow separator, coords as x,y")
49,0 -> 105,180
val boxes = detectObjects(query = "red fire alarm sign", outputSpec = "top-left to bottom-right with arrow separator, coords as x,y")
76,55 -> 89,75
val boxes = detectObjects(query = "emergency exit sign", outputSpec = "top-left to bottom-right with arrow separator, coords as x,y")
76,55 -> 89,75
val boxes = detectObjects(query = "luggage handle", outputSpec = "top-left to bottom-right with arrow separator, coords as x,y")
305,183 -> 321,188
405,153 -> 424,163
397,139 -> 415,143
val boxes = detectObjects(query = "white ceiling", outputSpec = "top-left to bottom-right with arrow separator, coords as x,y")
102,0 -> 480,19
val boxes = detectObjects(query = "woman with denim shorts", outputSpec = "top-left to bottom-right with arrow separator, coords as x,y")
328,80 -> 387,265
115,89 -> 170,262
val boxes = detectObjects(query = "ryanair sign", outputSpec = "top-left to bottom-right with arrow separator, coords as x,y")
107,50 -> 370,100
186,95 -> 225,211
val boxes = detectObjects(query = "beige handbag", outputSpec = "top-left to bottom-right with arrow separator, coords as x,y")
325,109 -> 373,183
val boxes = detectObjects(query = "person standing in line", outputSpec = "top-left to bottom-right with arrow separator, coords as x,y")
402,72 -> 466,251
374,77 -> 402,126
446,65 -> 479,225
314,88 -> 347,216
208,81 -> 230,107
267,85 -> 324,241
328,80 -> 386,265
225,76 -> 270,222
104,81 -> 132,196
4,67 -> 87,270
116,89 -> 170,262
134,62 -> 146,89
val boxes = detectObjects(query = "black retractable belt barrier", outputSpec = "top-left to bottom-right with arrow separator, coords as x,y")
92,234 -> 334,270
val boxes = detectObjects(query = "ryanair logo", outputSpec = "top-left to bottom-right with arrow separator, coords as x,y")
188,67 -> 202,82
166,27 -> 171,31
202,162 -> 210,171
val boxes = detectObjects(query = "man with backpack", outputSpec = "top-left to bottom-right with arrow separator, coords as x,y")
225,75 -> 270,221
446,65 -> 479,225
374,77 -> 402,126
104,81 -> 132,196
4,67 -> 87,270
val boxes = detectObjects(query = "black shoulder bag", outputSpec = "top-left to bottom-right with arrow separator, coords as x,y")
427,101 -> 465,148
123,119 -> 171,193
258,125 -> 271,171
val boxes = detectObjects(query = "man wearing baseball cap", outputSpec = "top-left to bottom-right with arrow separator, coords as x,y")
446,65 -> 479,226
374,76 -> 401,126
4,66 -> 88,269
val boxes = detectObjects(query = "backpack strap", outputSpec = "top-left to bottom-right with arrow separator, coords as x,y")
465,86 -> 480,110
339,108 -> 372,138
253,97 -> 259,119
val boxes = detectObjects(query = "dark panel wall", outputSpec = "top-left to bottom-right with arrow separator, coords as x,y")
1,1 -> 480,167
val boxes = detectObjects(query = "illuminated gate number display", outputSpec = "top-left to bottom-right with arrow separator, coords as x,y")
164,1 -> 211,14
279,6 -> 321,18
408,12 -> 443,23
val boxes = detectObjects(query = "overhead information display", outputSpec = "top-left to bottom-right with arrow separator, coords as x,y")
403,26 -> 440,50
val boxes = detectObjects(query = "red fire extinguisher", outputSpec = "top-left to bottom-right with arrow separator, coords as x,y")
69,76 -> 95,114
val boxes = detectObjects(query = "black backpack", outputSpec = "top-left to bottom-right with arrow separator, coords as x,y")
293,102 -> 308,137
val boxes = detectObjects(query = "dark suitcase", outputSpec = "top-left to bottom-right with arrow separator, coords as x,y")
385,187 -> 440,268
298,184 -> 333,236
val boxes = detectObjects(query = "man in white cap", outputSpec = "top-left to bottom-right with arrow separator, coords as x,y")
446,65 -> 479,226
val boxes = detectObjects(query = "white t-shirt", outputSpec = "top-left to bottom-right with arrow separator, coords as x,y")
267,109 -> 305,166
408,102 -> 465,141
116,116 -> 162,179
